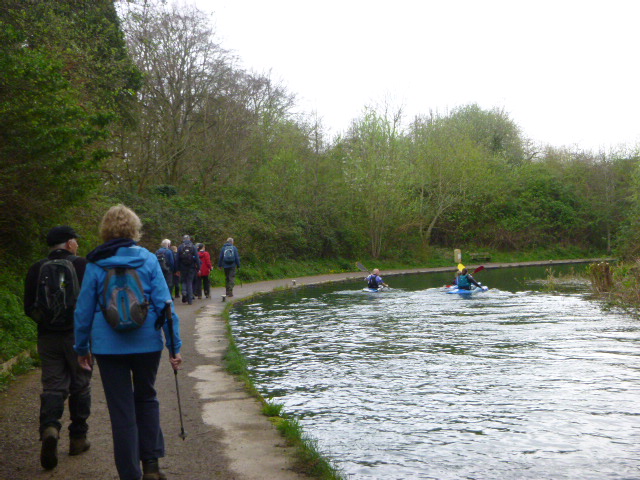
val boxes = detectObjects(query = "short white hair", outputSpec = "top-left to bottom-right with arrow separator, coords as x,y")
161,239 -> 171,248
226,237 -> 234,244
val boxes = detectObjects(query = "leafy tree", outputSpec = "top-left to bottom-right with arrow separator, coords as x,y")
339,105 -> 407,258
0,0 -> 140,260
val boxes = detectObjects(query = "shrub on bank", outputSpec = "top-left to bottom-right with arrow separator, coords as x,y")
0,287 -> 36,362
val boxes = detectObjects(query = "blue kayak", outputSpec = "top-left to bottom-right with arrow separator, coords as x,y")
363,287 -> 387,293
445,285 -> 488,295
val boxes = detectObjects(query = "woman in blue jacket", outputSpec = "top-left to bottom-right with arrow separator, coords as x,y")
74,205 -> 182,480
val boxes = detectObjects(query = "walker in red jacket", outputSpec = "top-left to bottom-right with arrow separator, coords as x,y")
195,244 -> 212,299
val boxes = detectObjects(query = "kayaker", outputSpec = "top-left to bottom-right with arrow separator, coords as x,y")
457,268 -> 482,290
366,269 -> 389,290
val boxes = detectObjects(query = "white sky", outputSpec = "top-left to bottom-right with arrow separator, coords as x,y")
193,0 -> 640,152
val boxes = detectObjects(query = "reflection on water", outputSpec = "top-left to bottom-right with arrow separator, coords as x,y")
230,266 -> 640,479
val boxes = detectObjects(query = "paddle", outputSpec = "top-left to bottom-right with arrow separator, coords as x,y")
356,261 -> 370,274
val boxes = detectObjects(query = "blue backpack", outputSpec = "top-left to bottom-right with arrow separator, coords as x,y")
222,245 -> 235,265
99,266 -> 149,331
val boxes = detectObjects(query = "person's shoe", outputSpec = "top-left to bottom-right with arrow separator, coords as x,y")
205,295 -> 210,299
181,295 -> 187,303
69,436 -> 90,455
40,426 -> 59,470
142,458 -> 167,480
196,296 -> 202,300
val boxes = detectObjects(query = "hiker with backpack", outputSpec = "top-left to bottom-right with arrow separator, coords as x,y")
155,239 -> 175,291
176,234 -> 200,305
73,205 -> 182,480
218,237 -> 240,298
23,225 -> 92,470
195,243 -> 212,299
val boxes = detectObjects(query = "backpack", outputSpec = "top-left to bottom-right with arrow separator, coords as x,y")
223,245 -> 235,264
156,250 -> 172,281
30,257 -> 80,330
179,244 -> 195,267
98,266 -> 149,332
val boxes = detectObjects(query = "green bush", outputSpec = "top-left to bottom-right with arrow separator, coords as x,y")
0,287 -> 37,362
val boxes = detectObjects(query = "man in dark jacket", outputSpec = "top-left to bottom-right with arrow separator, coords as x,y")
176,234 -> 200,305
155,238 -> 175,290
218,237 -> 240,298
24,226 -> 92,470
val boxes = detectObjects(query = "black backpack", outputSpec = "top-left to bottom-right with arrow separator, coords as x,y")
30,256 -> 80,330
156,250 -> 172,282
179,244 -> 195,267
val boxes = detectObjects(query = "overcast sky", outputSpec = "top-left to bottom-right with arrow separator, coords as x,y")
193,0 -> 639,152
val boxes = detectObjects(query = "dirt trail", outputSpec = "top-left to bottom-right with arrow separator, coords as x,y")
0,260 -> 603,479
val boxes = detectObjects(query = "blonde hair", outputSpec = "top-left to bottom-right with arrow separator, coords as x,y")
99,204 -> 142,242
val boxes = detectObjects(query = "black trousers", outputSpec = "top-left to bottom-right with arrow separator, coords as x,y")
194,275 -> 210,298
38,331 -> 92,438
95,351 -> 164,480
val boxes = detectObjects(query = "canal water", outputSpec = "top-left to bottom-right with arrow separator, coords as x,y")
229,265 -> 640,479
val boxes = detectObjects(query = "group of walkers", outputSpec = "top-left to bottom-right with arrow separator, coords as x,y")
23,203 -> 240,480
154,235 -> 241,304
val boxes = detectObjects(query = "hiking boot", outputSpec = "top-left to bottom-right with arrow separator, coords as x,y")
142,458 -> 167,480
181,295 -> 187,303
69,436 -> 90,455
40,426 -> 59,470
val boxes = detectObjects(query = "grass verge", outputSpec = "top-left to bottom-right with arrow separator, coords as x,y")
0,348 -> 39,392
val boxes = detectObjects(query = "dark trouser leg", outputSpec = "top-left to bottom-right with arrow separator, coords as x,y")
38,333 -> 71,436
224,267 -> 236,296
132,353 -> 165,462
64,334 -> 92,438
182,269 -> 195,304
203,276 -> 210,297
173,275 -> 180,297
193,274 -> 201,298
39,392 -> 65,437
96,352 -> 164,480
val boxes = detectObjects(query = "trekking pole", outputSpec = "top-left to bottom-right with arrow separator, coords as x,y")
165,302 -> 187,440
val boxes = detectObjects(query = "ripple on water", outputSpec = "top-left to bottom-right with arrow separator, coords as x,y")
231,281 -> 640,479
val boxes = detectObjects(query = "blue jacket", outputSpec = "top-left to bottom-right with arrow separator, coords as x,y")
218,243 -> 240,268
74,244 -> 181,356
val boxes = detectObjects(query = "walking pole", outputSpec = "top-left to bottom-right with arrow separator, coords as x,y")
165,302 -> 187,440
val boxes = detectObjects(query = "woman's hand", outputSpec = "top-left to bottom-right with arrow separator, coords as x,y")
78,354 -> 93,372
170,353 -> 182,371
